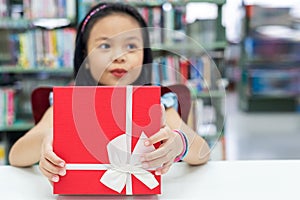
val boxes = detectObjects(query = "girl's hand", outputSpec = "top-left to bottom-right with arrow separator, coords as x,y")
39,132 -> 66,184
140,106 -> 184,175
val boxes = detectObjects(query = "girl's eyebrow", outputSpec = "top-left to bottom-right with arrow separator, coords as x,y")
94,36 -> 110,42
94,36 -> 142,42
125,36 -> 142,41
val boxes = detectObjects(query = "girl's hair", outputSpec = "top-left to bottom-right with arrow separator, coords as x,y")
74,2 -> 153,85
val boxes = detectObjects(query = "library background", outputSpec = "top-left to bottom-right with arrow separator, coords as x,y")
0,0 -> 300,165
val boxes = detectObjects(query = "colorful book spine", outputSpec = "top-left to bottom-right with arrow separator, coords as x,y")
21,0 -> 76,20
153,55 -> 213,93
0,88 -> 15,127
0,139 -> 5,165
6,88 -> 15,126
15,28 -> 76,68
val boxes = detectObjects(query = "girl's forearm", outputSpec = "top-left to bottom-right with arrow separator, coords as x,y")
8,128 -> 44,166
9,107 -> 53,167
166,108 -> 210,165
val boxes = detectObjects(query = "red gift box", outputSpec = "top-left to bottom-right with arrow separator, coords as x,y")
53,86 -> 161,195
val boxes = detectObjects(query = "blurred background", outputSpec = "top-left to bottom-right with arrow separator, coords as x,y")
223,0 -> 300,160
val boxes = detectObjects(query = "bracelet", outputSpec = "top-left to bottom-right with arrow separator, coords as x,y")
173,129 -> 188,162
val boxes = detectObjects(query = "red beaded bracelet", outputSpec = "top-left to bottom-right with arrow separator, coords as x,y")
173,129 -> 188,162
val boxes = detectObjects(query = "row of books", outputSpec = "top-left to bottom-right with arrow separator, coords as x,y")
139,5 -> 186,44
0,87 -> 15,127
78,1 -> 195,45
6,28 -> 76,68
153,55 -> 218,93
24,0 -> 76,20
193,98 -> 218,137
244,5 -> 300,62
244,32 -> 300,62
248,68 -> 300,96
0,0 -> 76,20
243,5 -> 300,98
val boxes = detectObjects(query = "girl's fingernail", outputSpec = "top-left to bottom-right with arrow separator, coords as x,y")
51,175 -> 59,182
59,169 -> 66,176
144,141 -> 150,146
155,171 -> 161,175
59,162 -> 65,167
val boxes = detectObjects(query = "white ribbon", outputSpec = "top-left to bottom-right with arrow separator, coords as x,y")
100,132 -> 159,194
66,86 -> 159,194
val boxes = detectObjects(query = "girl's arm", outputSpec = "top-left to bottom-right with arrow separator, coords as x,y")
141,106 -> 210,175
165,107 -> 210,165
8,107 -> 54,167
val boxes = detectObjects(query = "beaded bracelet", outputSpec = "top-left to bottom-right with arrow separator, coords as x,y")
173,129 -> 188,162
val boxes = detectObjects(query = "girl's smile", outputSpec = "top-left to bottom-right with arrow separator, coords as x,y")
110,68 -> 128,78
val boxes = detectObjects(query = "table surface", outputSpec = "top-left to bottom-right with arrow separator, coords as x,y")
1,160 -> 300,200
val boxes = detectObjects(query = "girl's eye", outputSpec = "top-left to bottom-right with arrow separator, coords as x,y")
99,43 -> 110,49
127,43 -> 138,50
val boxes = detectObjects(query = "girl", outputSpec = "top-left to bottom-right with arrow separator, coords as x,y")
9,2 -> 210,183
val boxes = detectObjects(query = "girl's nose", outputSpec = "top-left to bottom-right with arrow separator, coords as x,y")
114,54 -> 126,62
113,50 -> 126,63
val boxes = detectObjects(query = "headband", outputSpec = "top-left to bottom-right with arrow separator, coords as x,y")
81,5 -> 107,33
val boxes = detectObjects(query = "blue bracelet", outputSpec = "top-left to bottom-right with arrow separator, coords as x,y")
173,129 -> 189,162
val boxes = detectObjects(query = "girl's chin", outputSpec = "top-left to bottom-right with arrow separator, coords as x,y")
98,80 -> 133,86
97,74 -> 138,86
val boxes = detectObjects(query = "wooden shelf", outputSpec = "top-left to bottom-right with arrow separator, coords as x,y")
0,120 -> 34,132
152,41 -> 227,56
153,41 -> 227,50
0,66 -> 73,74
0,18 -> 31,29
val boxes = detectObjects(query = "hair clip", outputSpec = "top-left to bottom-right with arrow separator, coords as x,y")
81,5 -> 107,33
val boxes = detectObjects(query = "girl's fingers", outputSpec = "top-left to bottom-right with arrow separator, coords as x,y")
44,149 -> 65,168
42,133 -> 65,167
40,156 -> 66,176
155,161 -> 173,175
39,163 -> 60,183
142,149 -> 174,169
42,138 -> 65,167
145,127 -> 170,146
160,104 -> 166,127
142,143 -> 169,162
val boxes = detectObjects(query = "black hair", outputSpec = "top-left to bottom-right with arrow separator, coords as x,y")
74,2 -> 153,86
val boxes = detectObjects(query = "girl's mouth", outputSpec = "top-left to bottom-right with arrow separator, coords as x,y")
110,68 -> 128,78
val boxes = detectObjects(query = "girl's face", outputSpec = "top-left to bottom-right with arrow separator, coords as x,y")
86,14 -> 144,85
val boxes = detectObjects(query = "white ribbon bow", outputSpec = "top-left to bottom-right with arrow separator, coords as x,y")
100,132 -> 159,194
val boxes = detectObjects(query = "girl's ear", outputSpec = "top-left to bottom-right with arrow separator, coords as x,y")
83,50 -> 89,69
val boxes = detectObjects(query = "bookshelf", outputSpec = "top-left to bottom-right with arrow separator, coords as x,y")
0,0 -> 76,122
0,66 -> 73,74
239,3 -> 300,112
0,0 -> 77,164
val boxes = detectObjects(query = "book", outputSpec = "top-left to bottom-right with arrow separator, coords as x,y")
0,87 -> 15,126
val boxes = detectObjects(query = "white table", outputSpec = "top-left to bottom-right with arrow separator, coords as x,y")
1,160 -> 300,200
